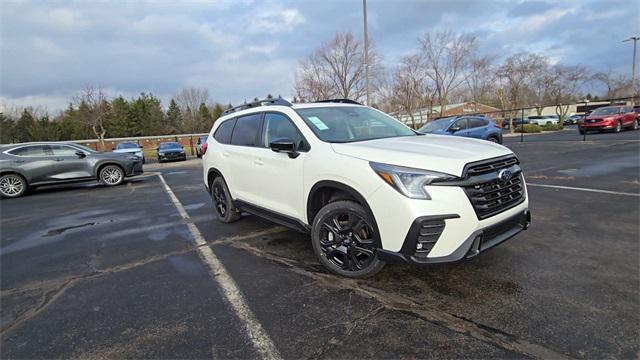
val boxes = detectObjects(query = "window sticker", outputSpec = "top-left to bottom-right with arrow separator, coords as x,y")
307,116 -> 329,130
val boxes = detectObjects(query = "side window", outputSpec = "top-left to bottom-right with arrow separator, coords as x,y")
262,113 -> 308,151
8,145 -> 52,157
214,119 -> 236,144
452,118 -> 468,130
468,118 -> 488,128
50,145 -> 80,156
231,113 -> 262,147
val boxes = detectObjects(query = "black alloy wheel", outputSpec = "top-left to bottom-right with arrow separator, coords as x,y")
211,177 -> 240,223
312,200 -> 385,278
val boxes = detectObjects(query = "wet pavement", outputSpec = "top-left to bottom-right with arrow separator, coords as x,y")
1,131 -> 639,359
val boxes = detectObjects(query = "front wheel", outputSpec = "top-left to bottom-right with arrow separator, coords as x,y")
99,165 -> 124,186
632,120 -> 638,131
0,174 -> 27,198
614,121 -> 622,133
311,200 -> 385,278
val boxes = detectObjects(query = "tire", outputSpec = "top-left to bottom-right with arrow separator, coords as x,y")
211,177 -> 240,223
632,120 -> 638,131
488,136 -> 499,143
614,121 -> 622,133
142,157 -> 146,164
0,173 -> 28,198
579,127 -> 585,135
311,200 -> 385,278
99,165 -> 125,186
157,157 -> 162,163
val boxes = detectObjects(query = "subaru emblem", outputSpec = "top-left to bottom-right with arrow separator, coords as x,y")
498,169 -> 512,182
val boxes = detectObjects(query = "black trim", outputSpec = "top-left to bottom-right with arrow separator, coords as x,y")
223,97 -> 293,115
315,99 -> 362,105
378,210 -> 530,265
461,154 -> 519,177
234,199 -> 310,234
307,180 -> 381,249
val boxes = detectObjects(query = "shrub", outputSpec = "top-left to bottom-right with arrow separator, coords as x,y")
514,124 -> 542,133
541,123 -> 563,131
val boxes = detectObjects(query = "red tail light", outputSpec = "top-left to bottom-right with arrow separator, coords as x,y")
201,142 -> 208,155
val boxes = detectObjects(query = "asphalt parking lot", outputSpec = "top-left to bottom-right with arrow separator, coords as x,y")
1,129 -> 639,359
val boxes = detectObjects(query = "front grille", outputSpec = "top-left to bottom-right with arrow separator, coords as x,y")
464,174 -> 525,219
413,219 -> 446,258
465,156 -> 518,176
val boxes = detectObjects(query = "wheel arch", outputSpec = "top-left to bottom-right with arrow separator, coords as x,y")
0,170 -> 29,184
306,180 -> 381,248
206,167 -> 226,190
95,162 -> 125,179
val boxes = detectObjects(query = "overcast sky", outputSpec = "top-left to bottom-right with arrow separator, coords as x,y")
1,0 -> 638,112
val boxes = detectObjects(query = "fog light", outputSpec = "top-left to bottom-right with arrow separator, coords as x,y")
416,242 -> 423,250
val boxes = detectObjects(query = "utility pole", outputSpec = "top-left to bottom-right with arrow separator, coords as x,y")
363,0 -> 371,106
623,36 -> 639,105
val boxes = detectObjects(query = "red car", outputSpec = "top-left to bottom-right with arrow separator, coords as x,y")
578,105 -> 638,134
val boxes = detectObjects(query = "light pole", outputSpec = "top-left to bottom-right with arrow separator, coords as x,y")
623,36 -> 639,105
363,0 -> 371,106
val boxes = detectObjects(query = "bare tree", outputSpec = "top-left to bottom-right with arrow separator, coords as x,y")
592,70 -> 634,99
464,55 -> 497,112
294,32 -> 381,102
529,56 -> 558,115
419,31 -> 477,117
75,86 -> 109,150
389,55 -> 427,129
175,88 -> 210,133
552,65 -> 589,125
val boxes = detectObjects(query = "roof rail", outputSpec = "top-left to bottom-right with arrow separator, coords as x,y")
222,97 -> 293,115
315,99 -> 363,105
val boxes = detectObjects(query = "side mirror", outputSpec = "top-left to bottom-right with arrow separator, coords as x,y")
269,138 -> 299,158
111,147 -> 115,151
75,151 -> 86,158
449,126 -> 461,133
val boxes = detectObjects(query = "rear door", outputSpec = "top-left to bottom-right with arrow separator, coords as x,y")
466,118 -> 490,139
48,144 -> 93,179
6,145 -> 57,183
226,113 -> 264,203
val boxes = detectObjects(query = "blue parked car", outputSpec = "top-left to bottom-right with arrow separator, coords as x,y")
418,116 -> 503,143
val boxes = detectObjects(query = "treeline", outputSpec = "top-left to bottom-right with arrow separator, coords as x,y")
0,90 -> 234,145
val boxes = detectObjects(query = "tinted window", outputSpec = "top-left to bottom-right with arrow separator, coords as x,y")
214,119 -> 236,144
262,113 -> 307,151
231,114 -> 262,146
115,142 -> 138,150
9,145 -> 52,156
468,118 -> 488,128
159,142 -> 181,149
452,118 -> 468,130
50,145 -> 79,156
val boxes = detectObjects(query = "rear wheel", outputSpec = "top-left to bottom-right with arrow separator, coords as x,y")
614,121 -> 622,133
488,136 -> 499,143
631,120 -> 638,131
311,200 -> 385,278
211,177 -> 240,223
99,165 -> 124,186
0,174 -> 27,198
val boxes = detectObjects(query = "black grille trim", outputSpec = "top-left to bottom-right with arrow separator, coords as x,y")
463,154 -> 519,177
399,214 -> 460,261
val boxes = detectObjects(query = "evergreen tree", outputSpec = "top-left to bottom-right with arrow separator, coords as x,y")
211,103 -> 225,124
28,115 -> 60,141
198,102 -> 213,132
15,109 -> 36,142
129,93 -> 165,136
266,93 -> 274,99
166,98 -> 182,134
108,96 -> 135,137
0,112 -> 15,143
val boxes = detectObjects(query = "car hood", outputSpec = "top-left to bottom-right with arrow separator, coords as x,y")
331,135 -> 512,177
159,149 -> 184,153
586,115 -> 617,120
113,148 -> 141,154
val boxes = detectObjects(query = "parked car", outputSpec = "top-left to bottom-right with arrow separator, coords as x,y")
418,116 -> 503,143
203,98 -> 530,278
113,141 -> 145,163
0,142 -> 143,198
501,117 -> 529,129
578,105 -> 638,134
528,115 -> 559,126
157,142 -> 186,162
633,106 -> 640,122
196,135 -> 208,158
563,115 -> 582,125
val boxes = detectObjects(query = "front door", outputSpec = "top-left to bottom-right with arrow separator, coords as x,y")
48,144 -> 93,180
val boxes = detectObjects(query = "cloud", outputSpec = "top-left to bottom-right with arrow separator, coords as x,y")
248,9 -> 306,34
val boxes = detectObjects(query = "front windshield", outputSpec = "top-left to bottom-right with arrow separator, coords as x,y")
296,106 -> 416,143
116,142 -> 138,150
160,142 -> 181,149
418,117 -> 456,133
590,107 -> 619,116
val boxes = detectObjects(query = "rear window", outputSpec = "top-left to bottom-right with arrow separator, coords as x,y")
214,119 -> 236,144
231,114 -> 262,147
8,145 -> 52,156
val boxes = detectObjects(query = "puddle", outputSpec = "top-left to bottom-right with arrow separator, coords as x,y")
167,255 -> 204,276
43,222 -> 97,237
557,155 -> 639,177
183,202 -> 205,211
165,171 -> 188,175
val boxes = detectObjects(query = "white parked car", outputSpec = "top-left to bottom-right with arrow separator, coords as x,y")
528,115 -> 559,126
202,98 -> 530,277
113,142 -> 145,163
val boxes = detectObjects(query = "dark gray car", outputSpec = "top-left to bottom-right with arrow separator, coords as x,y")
0,142 -> 143,198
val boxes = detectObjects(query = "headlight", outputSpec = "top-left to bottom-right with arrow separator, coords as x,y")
370,162 -> 457,199
158,152 -> 165,156
603,117 -> 615,121
126,156 -> 139,161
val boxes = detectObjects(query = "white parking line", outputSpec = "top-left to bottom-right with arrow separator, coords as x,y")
157,174 -> 281,360
528,183 -> 640,197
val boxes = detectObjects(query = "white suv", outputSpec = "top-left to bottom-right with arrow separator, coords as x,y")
202,98 -> 530,278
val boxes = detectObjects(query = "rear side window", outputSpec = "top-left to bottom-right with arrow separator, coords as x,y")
8,145 -> 52,156
231,114 -> 262,147
214,119 -> 236,144
468,118 -> 489,128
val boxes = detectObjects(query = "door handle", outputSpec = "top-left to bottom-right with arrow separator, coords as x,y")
54,158 -> 64,162
254,159 -> 264,166
13,160 -> 25,164
222,151 -> 230,158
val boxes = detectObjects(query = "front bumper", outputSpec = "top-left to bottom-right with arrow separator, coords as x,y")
378,210 -> 531,264
126,160 -> 144,176
579,119 -> 614,129
159,152 -> 187,161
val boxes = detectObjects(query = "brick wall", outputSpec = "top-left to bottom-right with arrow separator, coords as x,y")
74,133 -> 208,154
